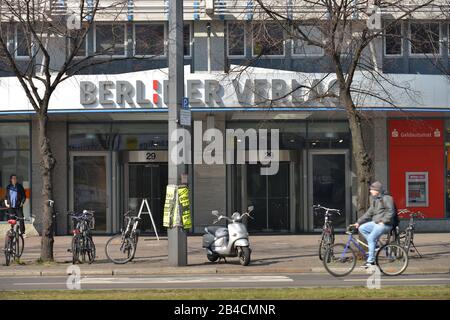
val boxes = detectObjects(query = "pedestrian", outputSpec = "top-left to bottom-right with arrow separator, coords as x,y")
352,181 -> 395,268
4,174 -> 27,235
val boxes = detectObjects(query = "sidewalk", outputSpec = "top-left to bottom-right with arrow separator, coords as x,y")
0,233 -> 449,276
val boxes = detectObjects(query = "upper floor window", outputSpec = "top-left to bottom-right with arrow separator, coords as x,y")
227,22 -> 246,57
134,24 -> 165,57
384,22 -> 403,56
292,25 -> 323,56
409,22 -> 440,55
68,28 -> 88,58
183,24 -> 192,57
15,25 -> 32,58
95,24 -> 126,57
252,22 -> 285,57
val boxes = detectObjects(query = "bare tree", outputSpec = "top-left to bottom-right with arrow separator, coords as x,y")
0,0 -> 165,261
228,0 -> 437,216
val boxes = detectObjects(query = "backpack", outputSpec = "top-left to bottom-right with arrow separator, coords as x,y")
380,192 -> 399,227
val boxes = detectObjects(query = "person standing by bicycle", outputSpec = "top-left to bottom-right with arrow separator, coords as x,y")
352,181 -> 394,268
4,174 -> 27,236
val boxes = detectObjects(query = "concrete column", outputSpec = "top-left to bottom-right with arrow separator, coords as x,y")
193,114 -> 227,233
373,117 -> 388,187
167,0 -> 187,266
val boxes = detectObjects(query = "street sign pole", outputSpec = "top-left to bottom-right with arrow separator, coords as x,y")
167,0 -> 187,266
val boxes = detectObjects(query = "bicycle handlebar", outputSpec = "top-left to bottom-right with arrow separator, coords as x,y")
313,204 -> 341,215
6,214 -> 24,221
398,209 -> 425,218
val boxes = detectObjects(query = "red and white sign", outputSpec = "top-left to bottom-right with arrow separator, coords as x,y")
389,120 -> 443,146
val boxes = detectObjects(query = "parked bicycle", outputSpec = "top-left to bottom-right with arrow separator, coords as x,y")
313,204 -> 341,261
3,213 -> 25,266
68,210 -> 96,264
398,209 -> 424,258
105,210 -> 141,264
323,225 -> 408,277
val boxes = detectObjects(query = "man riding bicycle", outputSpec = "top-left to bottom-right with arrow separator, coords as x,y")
352,181 -> 395,268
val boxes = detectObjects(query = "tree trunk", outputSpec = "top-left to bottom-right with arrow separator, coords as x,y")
38,113 -> 56,261
341,91 -> 373,217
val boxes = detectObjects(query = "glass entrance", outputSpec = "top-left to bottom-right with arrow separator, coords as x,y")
308,151 -> 348,230
246,162 -> 290,232
127,163 -> 167,233
70,153 -> 110,233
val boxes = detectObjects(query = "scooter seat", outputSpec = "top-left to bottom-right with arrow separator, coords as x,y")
205,226 -> 222,235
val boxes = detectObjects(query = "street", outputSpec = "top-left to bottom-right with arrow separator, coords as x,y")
1,273 -> 449,290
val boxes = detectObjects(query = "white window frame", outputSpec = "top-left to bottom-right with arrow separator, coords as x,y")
183,23 -> 192,58
408,21 -> 442,57
94,23 -> 127,58
15,25 -> 33,59
384,21 -> 403,57
133,23 -> 166,58
227,21 -> 246,58
251,22 -> 285,58
291,25 -> 324,57
68,30 -> 89,59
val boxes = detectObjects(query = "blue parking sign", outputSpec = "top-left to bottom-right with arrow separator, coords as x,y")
182,97 -> 189,109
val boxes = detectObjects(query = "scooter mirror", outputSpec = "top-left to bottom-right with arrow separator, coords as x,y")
212,210 -> 219,216
247,206 -> 254,212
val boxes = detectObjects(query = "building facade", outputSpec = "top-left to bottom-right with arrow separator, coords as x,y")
1,1 -> 450,235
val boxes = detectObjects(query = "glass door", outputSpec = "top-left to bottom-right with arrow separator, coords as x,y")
246,162 -> 290,232
126,163 -> 168,234
69,152 -> 111,233
308,150 -> 349,231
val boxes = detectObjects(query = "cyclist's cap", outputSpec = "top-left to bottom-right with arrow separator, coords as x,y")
370,181 -> 383,192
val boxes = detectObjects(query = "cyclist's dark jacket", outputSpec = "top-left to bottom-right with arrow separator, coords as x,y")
357,193 -> 394,226
5,183 -> 26,208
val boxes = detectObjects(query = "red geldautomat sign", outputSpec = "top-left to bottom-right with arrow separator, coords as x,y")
389,119 -> 444,218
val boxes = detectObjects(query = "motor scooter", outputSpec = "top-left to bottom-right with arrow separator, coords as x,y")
202,206 -> 254,266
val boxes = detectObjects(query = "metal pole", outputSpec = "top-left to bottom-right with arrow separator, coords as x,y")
168,0 -> 187,266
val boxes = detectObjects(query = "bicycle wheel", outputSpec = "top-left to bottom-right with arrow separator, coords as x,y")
4,234 -> 15,266
318,230 -> 334,261
105,234 -> 135,264
71,235 -> 81,264
403,231 -> 412,254
376,244 -> 409,276
131,232 -> 139,260
15,234 -> 24,258
323,243 -> 356,277
85,236 -> 96,264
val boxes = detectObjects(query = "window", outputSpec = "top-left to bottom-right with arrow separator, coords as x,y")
134,24 -> 165,56
227,22 -> 246,57
384,22 -> 402,56
95,24 -> 126,56
68,29 -> 88,58
409,22 -> 440,55
184,24 -> 191,56
15,26 -> 31,58
253,22 -> 285,57
0,123 -> 31,221
292,25 -> 323,56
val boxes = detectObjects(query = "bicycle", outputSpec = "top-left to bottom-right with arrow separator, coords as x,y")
105,210 -> 141,264
398,209 -> 424,258
68,210 -> 96,264
323,225 -> 409,277
313,204 -> 341,261
3,213 -> 25,266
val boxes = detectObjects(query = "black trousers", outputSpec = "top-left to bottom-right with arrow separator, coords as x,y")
9,207 -> 25,234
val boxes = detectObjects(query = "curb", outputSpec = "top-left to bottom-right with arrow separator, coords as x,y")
0,267 -> 448,277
